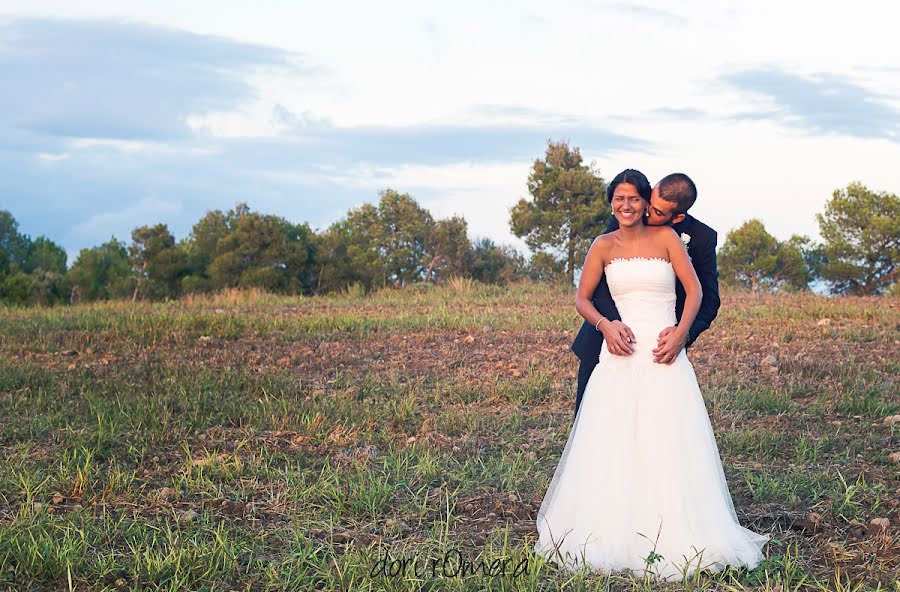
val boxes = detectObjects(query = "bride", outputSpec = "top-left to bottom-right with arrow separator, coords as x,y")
533,170 -> 770,582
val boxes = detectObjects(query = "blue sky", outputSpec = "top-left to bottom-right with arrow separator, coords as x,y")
1,1 -> 899,266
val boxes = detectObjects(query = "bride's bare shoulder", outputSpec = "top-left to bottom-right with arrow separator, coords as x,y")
593,231 -> 618,247
585,232 -> 615,263
647,225 -> 679,244
591,231 -> 616,253
646,224 -> 678,236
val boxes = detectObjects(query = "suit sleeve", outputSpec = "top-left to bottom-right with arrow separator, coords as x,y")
591,216 -> 622,323
685,230 -> 720,348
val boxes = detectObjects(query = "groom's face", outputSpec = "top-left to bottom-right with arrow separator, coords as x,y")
646,186 -> 686,226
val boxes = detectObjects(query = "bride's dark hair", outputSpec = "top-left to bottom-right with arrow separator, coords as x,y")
606,169 -> 651,203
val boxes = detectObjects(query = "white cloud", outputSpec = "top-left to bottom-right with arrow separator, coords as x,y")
0,1 -> 898,262
37,152 -> 70,161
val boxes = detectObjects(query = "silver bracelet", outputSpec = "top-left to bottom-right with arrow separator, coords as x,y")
595,317 -> 605,331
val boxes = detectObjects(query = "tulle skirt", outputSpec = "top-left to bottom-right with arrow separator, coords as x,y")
533,338 -> 769,582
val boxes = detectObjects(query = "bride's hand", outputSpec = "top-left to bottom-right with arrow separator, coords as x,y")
599,319 -> 635,356
653,326 -> 687,364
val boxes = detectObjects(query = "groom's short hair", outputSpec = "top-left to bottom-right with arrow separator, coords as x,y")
657,173 -> 697,214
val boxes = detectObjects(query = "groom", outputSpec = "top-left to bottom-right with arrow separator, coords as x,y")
570,173 -> 721,418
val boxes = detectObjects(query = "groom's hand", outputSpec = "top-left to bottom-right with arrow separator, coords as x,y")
653,327 -> 687,365
599,319 -> 635,356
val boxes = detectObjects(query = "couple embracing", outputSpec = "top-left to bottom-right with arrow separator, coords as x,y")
533,170 -> 770,582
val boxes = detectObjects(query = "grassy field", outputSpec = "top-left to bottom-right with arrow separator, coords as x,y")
0,280 -> 897,591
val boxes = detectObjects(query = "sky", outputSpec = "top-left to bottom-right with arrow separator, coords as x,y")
1,0 -> 899,266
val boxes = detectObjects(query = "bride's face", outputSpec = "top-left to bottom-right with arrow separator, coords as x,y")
610,182 -> 647,228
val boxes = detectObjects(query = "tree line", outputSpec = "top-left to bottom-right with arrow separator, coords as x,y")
717,181 -> 898,295
505,143 -> 898,296
0,191 -> 536,307
1,142 -> 897,306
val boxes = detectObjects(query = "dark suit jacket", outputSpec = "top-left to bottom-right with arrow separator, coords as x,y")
570,213 -> 720,363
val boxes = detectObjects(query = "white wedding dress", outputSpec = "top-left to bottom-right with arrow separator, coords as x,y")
534,257 -> 769,582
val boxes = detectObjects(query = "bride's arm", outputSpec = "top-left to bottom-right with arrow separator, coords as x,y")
576,236 -> 635,356
666,228 -> 702,337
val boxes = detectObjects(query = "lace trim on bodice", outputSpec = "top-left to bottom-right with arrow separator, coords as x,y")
605,256 -> 672,271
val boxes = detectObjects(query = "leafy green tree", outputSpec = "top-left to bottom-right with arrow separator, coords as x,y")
424,216 -> 474,283
27,268 -> 69,306
510,141 -> 608,285
377,189 -> 434,288
776,235 -> 817,291
527,251 -> 567,284
24,236 -> 67,275
816,182 -> 899,295
316,189 -> 450,292
19,236 -> 69,305
129,224 -> 187,301
233,215 -> 314,292
471,237 -> 526,285
0,212 -> 69,305
0,210 -> 30,278
181,209 -> 232,293
719,219 -> 810,292
0,271 -> 30,304
316,203 -> 382,293
66,238 -> 134,302
202,203 -> 316,294
788,235 -> 827,283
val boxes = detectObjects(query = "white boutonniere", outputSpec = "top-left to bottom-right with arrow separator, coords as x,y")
680,232 -> 691,246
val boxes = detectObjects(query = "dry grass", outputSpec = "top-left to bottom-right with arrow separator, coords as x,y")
0,281 -> 897,590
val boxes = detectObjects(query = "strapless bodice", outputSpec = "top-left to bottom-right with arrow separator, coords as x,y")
604,257 -> 677,336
